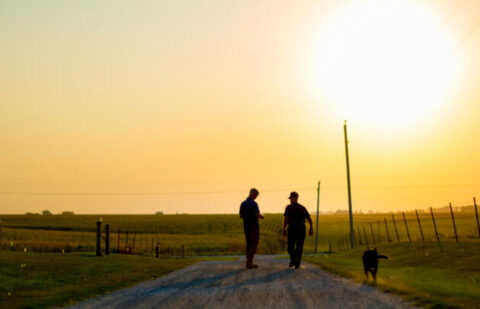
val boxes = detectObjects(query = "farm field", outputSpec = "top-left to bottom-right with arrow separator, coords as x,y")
305,241 -> 480,308
0,212 -> 479,308
1,211 -> 479,255
0,214 -> 285,255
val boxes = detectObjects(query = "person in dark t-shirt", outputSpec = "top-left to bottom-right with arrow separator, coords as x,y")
283,191 -> 313,269
239,188 -> 264,269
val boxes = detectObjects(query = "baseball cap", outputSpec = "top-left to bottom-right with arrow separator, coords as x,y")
288,191 -> 299,199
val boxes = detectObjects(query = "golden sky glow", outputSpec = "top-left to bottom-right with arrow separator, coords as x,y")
1,0 -> 480,214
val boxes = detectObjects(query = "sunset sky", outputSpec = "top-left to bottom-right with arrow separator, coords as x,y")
1,0 -> 480,214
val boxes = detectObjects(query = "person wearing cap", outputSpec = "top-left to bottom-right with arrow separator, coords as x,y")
239,188 -> 264,269
283,191 -> 313,269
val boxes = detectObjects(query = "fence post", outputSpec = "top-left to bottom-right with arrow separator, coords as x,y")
105,224 -> 110,255
415,210 -> 425,243
474,197 -> 480,239
377,220 -> 381,243
370,223 -> 376,245
328,242 -> 332,255
151,237 -> 154,257
0,220 -> 2,247
96,221 -> 102,256
384,218 -> 391,242
357,226 -> 363,246
430,207 -> 440,244
449,203 -> 459,243
117,229 -> 120,253
182,245 -> 185,258
402,212 -> 411,242
132,232 -> 136,254
155,243 -> 159,258
363,226 -> 369,247
392,214 -> 400,242
125,231 -> 129,253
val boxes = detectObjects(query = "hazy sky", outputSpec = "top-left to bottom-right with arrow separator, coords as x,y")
1,0 -> 480,214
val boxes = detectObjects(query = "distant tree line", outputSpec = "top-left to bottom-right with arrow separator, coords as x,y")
24,210 -> 75,215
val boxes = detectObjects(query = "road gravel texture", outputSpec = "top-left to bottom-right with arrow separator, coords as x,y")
69,255 -> 414,309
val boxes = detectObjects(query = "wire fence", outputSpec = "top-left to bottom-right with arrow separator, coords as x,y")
328,200 -> 480,253
1,199 -> 479,257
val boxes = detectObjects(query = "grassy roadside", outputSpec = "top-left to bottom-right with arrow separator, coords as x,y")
304,241 -> 480,308
0,252 -> 230,309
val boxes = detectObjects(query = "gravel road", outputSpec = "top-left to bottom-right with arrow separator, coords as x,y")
69,255 -> 413,309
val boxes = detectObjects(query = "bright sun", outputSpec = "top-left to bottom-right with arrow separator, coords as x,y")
306,0 -> 463,131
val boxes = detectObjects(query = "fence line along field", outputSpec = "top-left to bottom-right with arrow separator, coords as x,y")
0,214 -> 286,255
1,205 -> 480,256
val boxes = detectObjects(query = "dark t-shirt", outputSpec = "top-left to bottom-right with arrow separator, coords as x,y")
284,203 -> 311,227
240,198 -> 260,231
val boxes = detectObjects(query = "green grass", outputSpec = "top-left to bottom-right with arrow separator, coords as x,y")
304,241 -> 480,308
0,251 -> 219,309
2,211 -> 478,255
0,214 -> 479,307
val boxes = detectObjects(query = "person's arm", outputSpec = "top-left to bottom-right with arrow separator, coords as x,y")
307,216 -> 313,236
254,203 -> 264,219
239,204 -> 244,219
283,216 -> 288,237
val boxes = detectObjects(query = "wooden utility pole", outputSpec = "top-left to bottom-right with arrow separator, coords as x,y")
344,120 -> 355,249
315,180 -> 321,253
474,197 -> 480,239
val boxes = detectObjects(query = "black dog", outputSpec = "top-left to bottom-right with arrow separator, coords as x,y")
362,248 -> 389,280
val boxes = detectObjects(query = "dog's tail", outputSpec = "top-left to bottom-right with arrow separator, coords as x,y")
378,255 -> 389,259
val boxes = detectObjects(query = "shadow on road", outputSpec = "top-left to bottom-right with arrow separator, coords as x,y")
151,269 -> 244,293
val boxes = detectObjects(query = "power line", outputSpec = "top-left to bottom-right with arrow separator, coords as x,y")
0,183 -> 478,196
0,187 -> 316,196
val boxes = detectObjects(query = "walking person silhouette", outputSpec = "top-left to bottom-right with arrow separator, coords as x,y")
283,191 -> 313,269
239,188 -> 264,269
